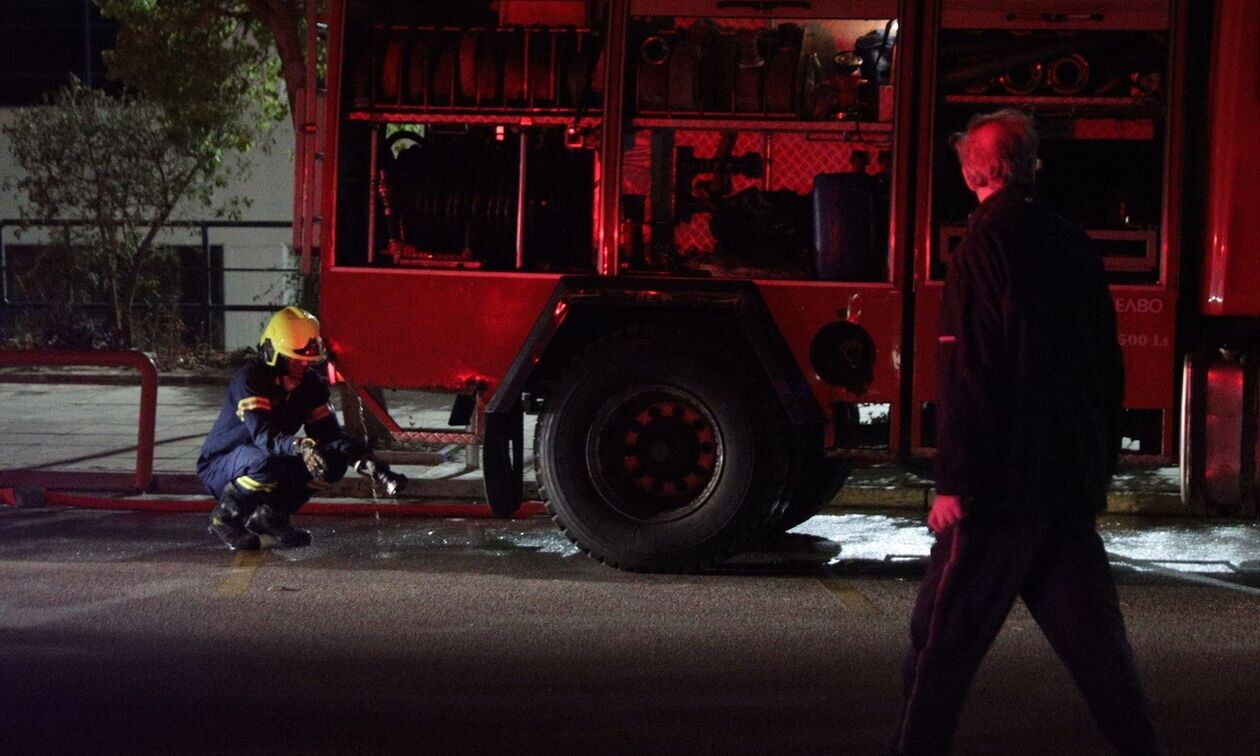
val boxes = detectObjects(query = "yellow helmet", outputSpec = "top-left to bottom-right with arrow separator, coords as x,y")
259,306 -> 325,367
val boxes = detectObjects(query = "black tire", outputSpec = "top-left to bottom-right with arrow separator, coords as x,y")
535,328 -> 790,571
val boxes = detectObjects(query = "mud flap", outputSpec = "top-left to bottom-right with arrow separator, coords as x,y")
775,429 -> 853,532
817,454 -> 853,504
483,401 -> 524,517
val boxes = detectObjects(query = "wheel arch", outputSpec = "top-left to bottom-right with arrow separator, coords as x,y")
481,276 -> 825,517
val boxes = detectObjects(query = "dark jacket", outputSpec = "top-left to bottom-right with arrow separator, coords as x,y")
196,359 -> 360,481
933,184 -> 1124,517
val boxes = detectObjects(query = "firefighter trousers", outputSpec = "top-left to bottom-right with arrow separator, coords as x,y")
200,444 -> 346,516
894,514 -> 1163,755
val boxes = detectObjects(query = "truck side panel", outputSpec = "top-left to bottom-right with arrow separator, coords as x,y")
321,268 -> 560,390
757,281 -> 903,409
1202,0 -> 1260,317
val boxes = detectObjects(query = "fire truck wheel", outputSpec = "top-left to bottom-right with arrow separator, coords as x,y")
535,330 -> 790,572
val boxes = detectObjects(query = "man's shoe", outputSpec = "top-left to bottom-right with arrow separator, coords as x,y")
246,506 -> 312,548
209,507 -> 261,551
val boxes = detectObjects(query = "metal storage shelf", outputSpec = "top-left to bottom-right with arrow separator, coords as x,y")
348,113 -> 893,133
630,0 -> 899,19
942,94 -> 1160,110
347,110 -> 602,127
631,116 -> 892,133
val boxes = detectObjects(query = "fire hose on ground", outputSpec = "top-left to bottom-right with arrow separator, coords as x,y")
0,487 -> 546,518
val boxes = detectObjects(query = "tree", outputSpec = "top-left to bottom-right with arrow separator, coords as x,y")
97,1 -> 309,133
1,0 -> 303,348
98,2 -> 499,132
98,0 -> 321,282
3,80 -> 252,347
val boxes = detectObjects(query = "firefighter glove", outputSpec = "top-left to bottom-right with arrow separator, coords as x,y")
298,437 -> 329,481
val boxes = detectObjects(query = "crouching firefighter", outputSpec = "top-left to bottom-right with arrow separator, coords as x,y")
197,306 -> 407,550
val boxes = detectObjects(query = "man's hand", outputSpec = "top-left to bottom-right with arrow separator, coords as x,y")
298,438 -> 329,481
928,493 -> 964,533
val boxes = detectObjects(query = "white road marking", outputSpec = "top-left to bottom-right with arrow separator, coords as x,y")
0,578 -> 192,629
1108,554 -> 1260,597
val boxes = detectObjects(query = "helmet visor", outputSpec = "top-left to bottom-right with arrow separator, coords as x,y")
290,337 -> 325,359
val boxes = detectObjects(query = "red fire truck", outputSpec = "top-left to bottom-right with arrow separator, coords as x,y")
293,0 -> 1260,571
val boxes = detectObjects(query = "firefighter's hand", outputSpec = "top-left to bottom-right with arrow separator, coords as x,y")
298,438 -> 329,481
928,493 -> 963,533
355,455 -> 408,497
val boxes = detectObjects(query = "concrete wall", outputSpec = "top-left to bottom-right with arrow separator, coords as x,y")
0,109 -> 299,349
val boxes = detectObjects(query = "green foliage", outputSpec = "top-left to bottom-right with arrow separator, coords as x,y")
1,80 -> 249,347
96,0 -> 309,130
1,2 -> 312,349
96,0 -> 289,142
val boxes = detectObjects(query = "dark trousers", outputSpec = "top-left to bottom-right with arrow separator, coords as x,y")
895,514 -> 1163,755
200,444 -> 344,515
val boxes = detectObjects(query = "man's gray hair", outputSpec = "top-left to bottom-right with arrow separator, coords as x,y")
950,109 -> 1039,189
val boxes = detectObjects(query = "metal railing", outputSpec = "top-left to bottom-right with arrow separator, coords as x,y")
0,349 -> 157,492
0,219 -> 296,348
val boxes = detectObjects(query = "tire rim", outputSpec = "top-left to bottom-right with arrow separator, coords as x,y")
586,385 -> 724,523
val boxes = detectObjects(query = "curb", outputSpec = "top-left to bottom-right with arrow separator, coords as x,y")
1102,491 -> 1190,516
288,474 -> 1190,518
822,488 -> 1186,517
0,471 -> 1186,518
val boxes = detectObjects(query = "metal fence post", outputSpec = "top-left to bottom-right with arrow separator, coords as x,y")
0,218 -> 293,350
1,221 -> 9,307
0,222 -> 8,337
202,223 -> 213,345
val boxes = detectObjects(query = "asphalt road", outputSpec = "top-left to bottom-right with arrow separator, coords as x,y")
2,507 -> 1258,755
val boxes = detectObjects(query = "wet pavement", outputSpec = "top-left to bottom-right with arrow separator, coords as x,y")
3,506 -> 1256,584
2,506 -> 1259,753
0,373 -> 1251,751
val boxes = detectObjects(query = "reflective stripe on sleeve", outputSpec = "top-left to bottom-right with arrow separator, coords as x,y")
307,403 -> 334,424
235,396 -> 273,420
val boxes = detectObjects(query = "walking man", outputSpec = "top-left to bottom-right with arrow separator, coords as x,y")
895,110 -> 1162,754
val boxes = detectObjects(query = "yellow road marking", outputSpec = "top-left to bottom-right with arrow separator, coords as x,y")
218,551 -> 264,596
817,578 -> 877,614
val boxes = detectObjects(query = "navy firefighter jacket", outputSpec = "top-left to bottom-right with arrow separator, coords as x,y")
196,359 -> 359,484
933,184 -> 1125,518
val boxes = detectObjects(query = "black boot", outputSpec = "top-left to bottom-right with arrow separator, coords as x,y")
208,493 -> 261,551
246,505 -> 312,548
